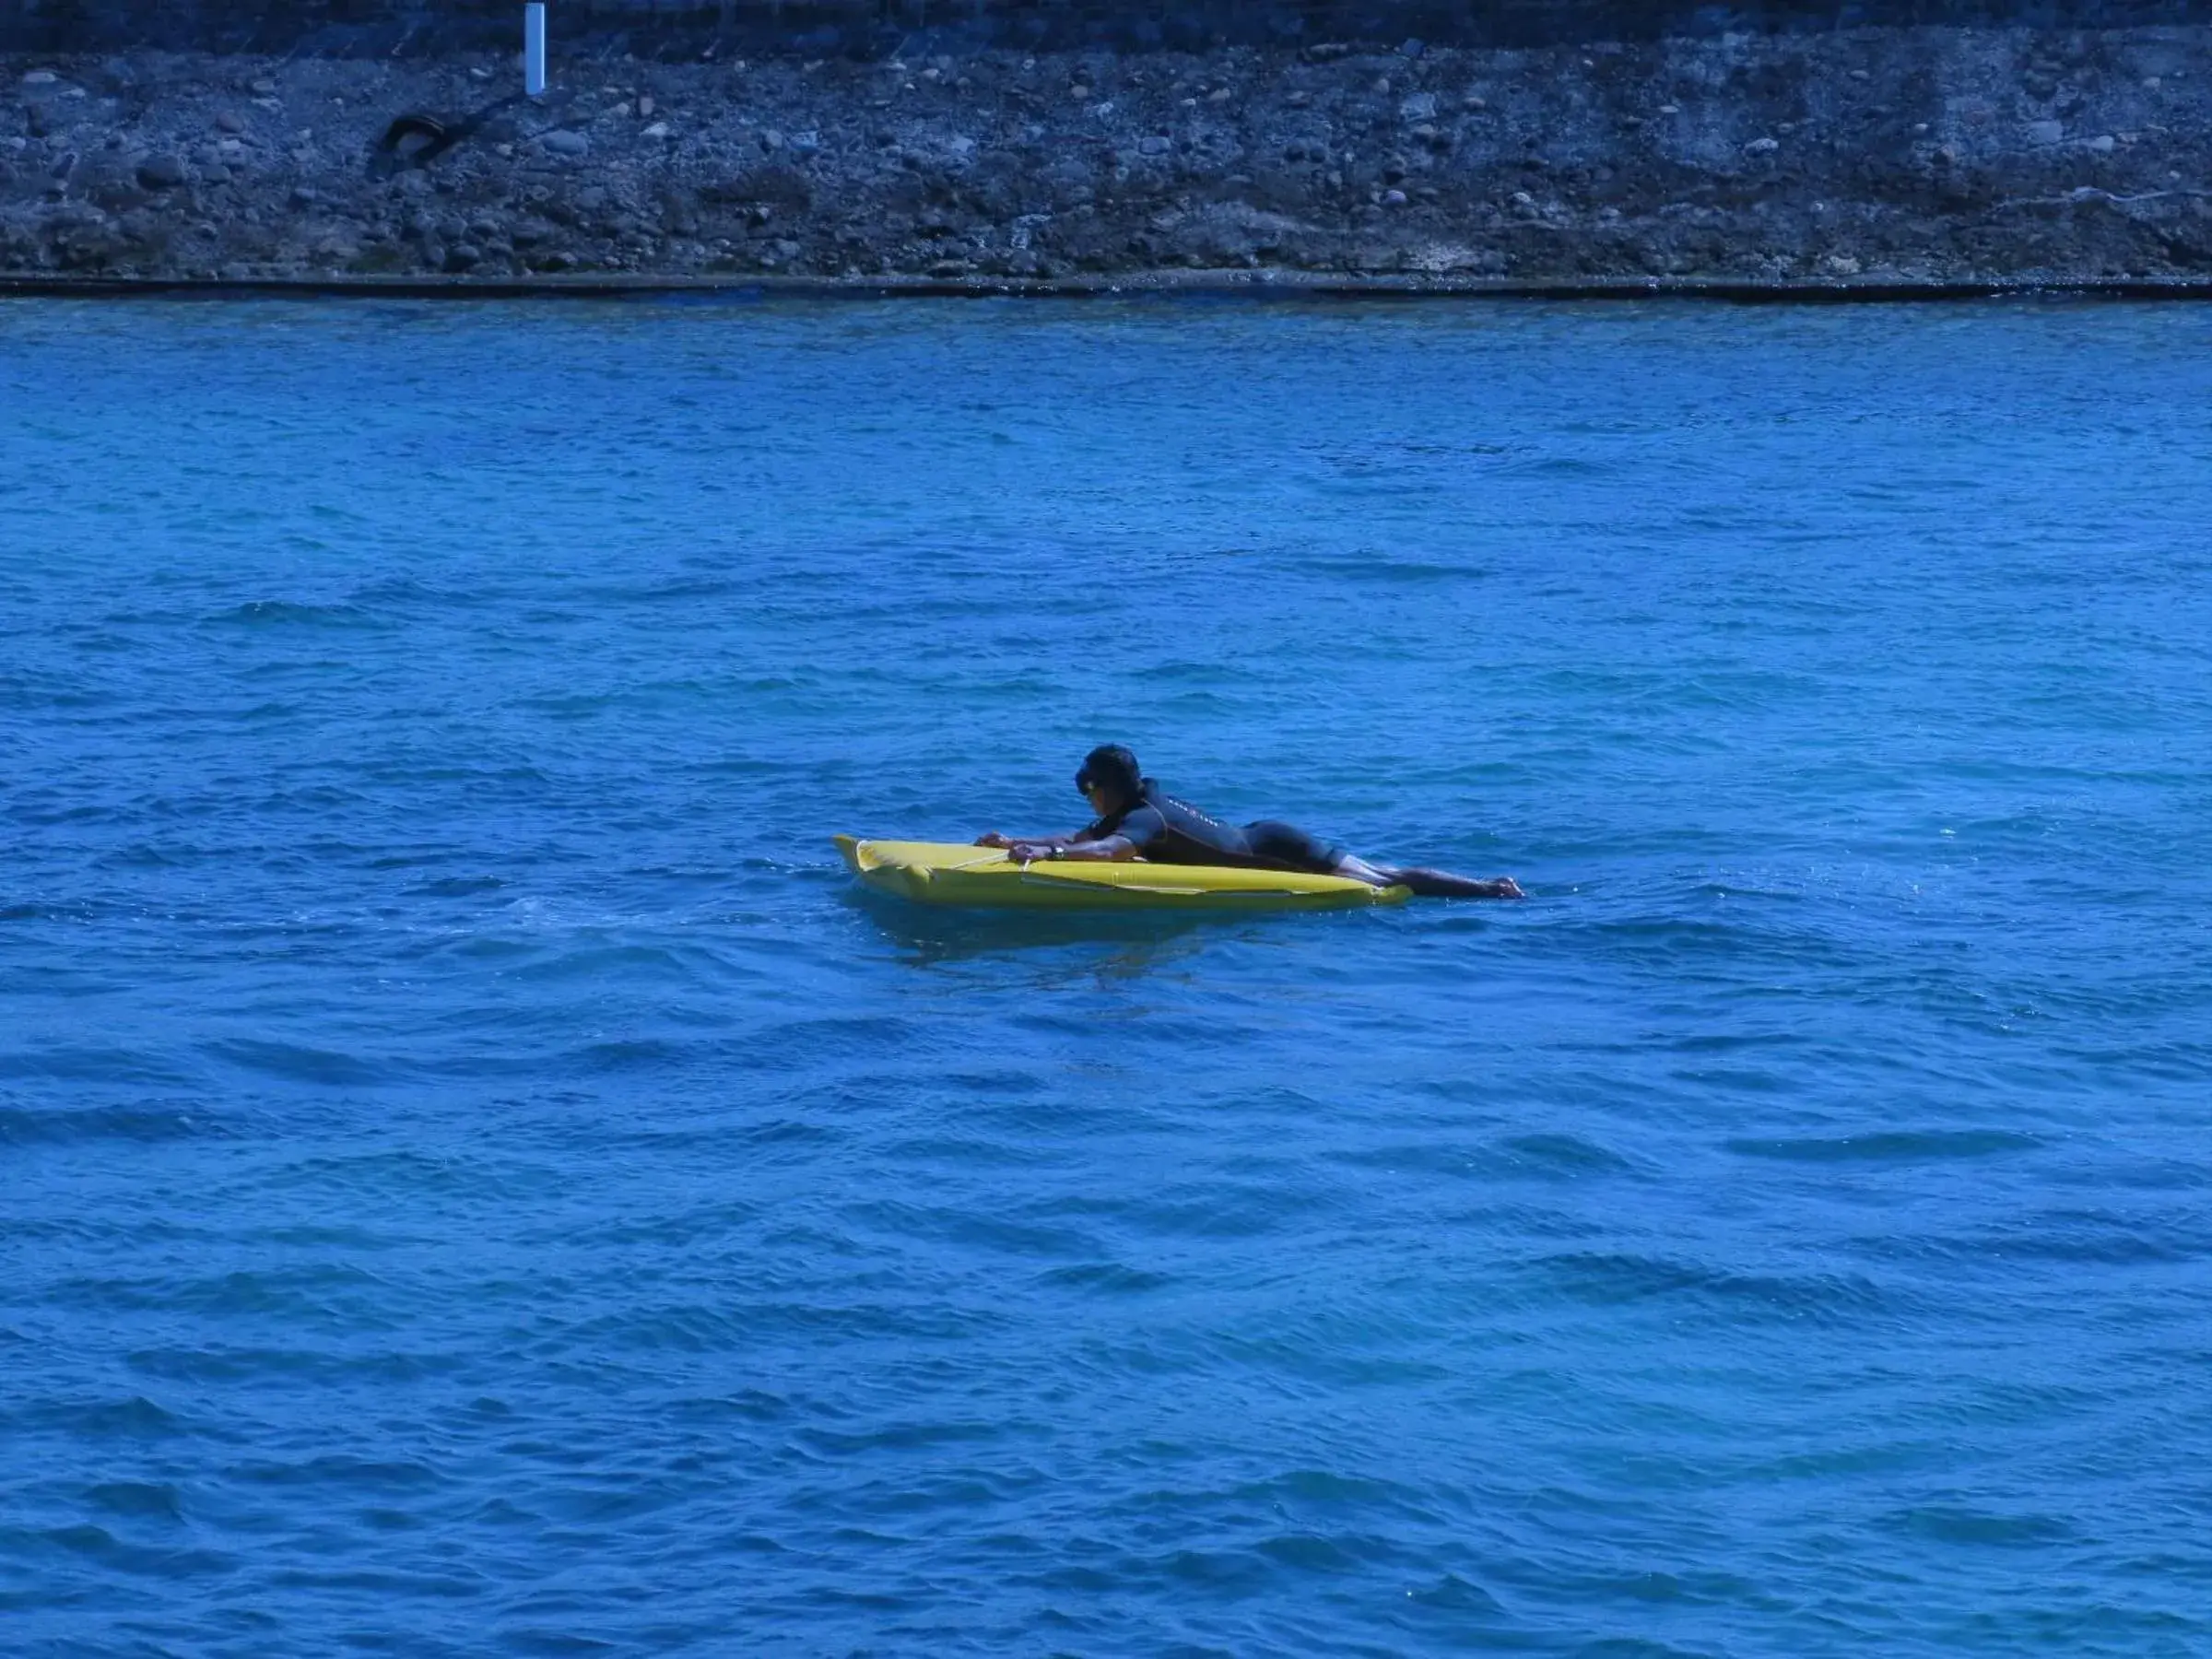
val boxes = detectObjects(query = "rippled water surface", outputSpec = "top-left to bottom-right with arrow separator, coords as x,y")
5,296 -> 2210,1657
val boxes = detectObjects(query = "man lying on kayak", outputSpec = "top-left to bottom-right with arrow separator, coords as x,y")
975,744 -> 1524,900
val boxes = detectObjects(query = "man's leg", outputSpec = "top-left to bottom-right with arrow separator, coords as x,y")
1338,853 -> 1524,900
1246,821 -> 1524,899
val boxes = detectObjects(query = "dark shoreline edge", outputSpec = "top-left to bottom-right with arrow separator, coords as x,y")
10,271 -> 2212,302
11,31 -> 2212,290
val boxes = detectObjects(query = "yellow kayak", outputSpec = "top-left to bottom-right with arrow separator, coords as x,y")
835,837 -> 1409,912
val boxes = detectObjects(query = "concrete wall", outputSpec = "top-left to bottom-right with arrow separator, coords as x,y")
6,0 -> 2205,58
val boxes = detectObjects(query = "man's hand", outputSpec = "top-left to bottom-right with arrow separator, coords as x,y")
1006,841 -> 1057,864
974,831 -> 1012,848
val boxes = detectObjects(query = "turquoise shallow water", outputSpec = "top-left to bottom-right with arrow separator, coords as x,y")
4,296 -> 2210,1657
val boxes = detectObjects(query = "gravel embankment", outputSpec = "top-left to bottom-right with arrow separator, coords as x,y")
6,27 -> 2210,285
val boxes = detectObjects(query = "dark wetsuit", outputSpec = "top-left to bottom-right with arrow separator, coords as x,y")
1076,780 -> 1345,874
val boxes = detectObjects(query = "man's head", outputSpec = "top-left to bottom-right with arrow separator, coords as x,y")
1076,744 -> 1143,815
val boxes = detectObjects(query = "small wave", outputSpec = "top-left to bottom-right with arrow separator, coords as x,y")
695,1300 -> 1006,1345
601,1118 -> 837,1169
571,1037 -> 686,1073
0,897 -> 109,921
576,576 -> 747,605
1971,1212 -> 2202,1265
1291,555 -> 1497,582
1534,1251 -> 1892,1322
1145,1545 -> 1277,1595
0,1101 -> 215,1147
205,599 -> 392,630
665,1389 -> 795,1426
847,1198 -> 1093,1261
562,1301 -> 775,1355
201,1038 -> 394,1087
30,1394 -> 191,1441
1230,1465 -> 1443,1522
791,1419 -> 1003,1458
347,576 -> 486,609
1727,1129 -> 2043,1164
1888,1503 -> 2077,1548
1401,1571 -> 1512,1617
126,1346 -> 461,1386
1253,1530 -> 1376,1572
0,1046 -> 203,1087
517,944 -> 708,985
1033,1262 -> 1175,1296
1124,1182 -> 1327,1241
82,1480 -> 186,1523
407,875 -> 506,898
235,1453 -> 447,1494
1499,1132 -> 1641,1177
1331,1133 -> 1636,1183
88,1264 -> 385,1322
18,1522 -> 235,1579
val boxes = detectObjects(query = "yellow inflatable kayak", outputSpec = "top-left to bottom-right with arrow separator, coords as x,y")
835,837 -> 1409,912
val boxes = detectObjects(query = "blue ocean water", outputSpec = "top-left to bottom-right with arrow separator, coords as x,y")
4,295 -> 2210,1658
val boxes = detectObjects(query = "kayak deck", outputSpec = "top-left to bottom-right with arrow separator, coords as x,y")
835,836 -> 1408,912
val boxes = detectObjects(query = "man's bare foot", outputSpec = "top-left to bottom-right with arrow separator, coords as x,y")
1372,865 -> 1526,900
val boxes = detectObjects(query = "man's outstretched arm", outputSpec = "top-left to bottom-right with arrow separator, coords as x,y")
1002,833 -> 1141,864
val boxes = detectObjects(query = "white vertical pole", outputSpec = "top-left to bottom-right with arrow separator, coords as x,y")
524,3 -> 547,98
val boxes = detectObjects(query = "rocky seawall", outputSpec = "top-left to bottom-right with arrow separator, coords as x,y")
6,26 -> 2211,287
